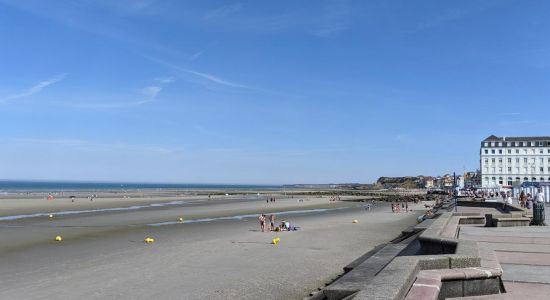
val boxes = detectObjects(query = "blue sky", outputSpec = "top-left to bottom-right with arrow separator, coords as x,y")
1,0 -> 550,184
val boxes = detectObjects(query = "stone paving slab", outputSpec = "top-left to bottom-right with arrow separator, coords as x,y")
460,227 -> 550,237
452,282 -> 550,299
459,234 -> 550,245
496,251 -> 550,266
501,264 -> 550,284
478,242 -> 550,253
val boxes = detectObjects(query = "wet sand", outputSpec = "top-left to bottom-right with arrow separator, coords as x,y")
0,193 -> 426,299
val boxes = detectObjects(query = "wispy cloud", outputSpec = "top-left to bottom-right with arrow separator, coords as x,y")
0,73 -> 66,103
184,70 -> 248,88
154,76 -> 176,84
61,77 -> 172,109
189,49 -> 206,61
204,3 -> 243,20
141,54 -> 251,89
500,112 -> 521,116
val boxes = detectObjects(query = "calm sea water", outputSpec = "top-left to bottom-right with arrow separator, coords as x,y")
0,180 -> 281,192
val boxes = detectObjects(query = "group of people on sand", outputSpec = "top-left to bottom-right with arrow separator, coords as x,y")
259,214 -> 294,232
259,214 -> 276,232
329,196 -> 341,202
391,201 -> 409,213
266,197 -> 276,203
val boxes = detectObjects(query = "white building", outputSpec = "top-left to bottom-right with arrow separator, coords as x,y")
480,135 -> 550,188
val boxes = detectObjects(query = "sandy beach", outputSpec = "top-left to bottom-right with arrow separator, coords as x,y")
0,191 -> 426,299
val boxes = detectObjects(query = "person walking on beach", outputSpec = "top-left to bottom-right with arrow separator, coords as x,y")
269,214 -> 276,231
391,203 -> 395,213
259,214 -> 266,232
405,202 -> 409,212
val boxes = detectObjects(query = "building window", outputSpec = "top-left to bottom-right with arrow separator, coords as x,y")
498,142 -> 503,147
541,177 -> 545,181
533,177 -> 537,181
484,149 -> 488,154
516,177 -> 521,182
484,158 -> 489,164
491,142 -> 495,147
540,149 -> 544,154
484,142 -> 489,147
507,149 -> 511,154
492,149 -> 495,154
508,158 -> 512,163
492,158 -> 496,163
516,149 -> 519,154
541,158 -> 544,164
524,177 -> 529,181
524,158 -> 528,163
499,149 -> 503,154
516,158 -> 520,163
508,167 -> 512,172
541,167 -> 544,173
499,158 -> 503,163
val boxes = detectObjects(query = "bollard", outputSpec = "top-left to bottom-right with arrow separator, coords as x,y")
49,214 -> 53,218
55,235 -> 63,242
352,220 -> 358,224
533,202 -> 546,226
144,237 -> 155,244
179,217 -> 184,223
271,237 -> 280,245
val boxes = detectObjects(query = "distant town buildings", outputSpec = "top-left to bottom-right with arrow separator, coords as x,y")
480,135 -> 550,188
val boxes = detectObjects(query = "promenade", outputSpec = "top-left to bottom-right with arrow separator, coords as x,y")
456,205 -> 550,299
316,199 -> 550,300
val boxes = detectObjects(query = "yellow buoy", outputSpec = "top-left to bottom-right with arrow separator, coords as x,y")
179,217 -> 184,223
144,237 -> 155,244
352,220 -> 359,224
49,214 -> 53,218
271,237 -> 281,245
55,235 -> 63,242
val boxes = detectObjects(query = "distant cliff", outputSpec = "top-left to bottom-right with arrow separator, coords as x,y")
376,176 -> 426,189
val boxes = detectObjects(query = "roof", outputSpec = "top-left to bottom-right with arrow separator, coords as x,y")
482,135 -> 550,142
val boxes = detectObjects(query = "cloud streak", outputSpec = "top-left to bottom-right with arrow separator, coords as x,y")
62,77 -> 172,109
0,73 -> 67,103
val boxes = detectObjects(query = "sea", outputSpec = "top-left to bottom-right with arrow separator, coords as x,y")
0,180 -> 281,193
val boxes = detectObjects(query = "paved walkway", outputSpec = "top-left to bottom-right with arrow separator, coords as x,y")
451,206 -> 550,299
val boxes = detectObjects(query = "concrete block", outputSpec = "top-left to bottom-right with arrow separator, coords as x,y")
439,280 -> 463,299
463,278 -> 501,296
416,256 -> 451,270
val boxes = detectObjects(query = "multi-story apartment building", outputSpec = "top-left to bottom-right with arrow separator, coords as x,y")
480,135 -> 550,188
